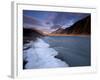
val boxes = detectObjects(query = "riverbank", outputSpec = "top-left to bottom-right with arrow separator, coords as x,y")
46,33 -> 90,37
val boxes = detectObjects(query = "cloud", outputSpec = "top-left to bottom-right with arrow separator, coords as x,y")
23,15 -> 42,27
23,15 -> 56,33
23,12 -> 90,33
62,19 -> 74,29
52,12 -> 89,26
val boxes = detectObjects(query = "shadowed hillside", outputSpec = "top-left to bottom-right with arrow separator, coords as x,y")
23,28 -> 44,44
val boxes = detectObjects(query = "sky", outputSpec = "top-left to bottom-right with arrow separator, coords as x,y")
23,10 -> 90,33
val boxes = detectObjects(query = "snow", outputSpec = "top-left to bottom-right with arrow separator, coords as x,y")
23,38 -> 69,69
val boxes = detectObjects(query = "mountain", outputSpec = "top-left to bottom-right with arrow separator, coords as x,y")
51,15 -> 91,35
51,25 -> 62,29
23,28 -> 44,44
52,28 -> 64,34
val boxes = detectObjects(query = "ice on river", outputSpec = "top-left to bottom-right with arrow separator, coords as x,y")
23,38 -> 69,69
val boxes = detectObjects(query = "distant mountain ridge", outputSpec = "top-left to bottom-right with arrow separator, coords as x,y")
51,15 -> 91,35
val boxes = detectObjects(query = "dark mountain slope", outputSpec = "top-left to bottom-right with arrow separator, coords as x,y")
23,28 -> 44,44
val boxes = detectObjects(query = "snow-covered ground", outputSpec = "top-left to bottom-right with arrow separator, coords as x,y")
23,38 -> 69,69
